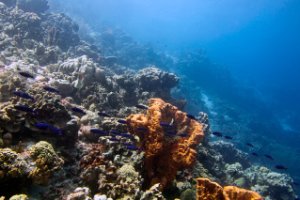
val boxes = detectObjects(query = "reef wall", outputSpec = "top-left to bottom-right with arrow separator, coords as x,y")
0,1 -> 297,199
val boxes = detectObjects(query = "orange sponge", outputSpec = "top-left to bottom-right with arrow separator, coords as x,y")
196,178 -> 263,200
127,98 -> 205,189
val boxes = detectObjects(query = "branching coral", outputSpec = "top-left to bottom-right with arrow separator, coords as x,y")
196,178 -> 263,200
126,98 -> 205,189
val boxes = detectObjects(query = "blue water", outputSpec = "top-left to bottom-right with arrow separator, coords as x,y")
49,0 -> 300,191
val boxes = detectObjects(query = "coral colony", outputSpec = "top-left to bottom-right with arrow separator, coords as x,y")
0,0 -> 297,199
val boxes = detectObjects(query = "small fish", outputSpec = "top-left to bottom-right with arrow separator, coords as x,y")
293,182 -> 300,186
137,127 -> 148,131
212,131 -> 223,137
126,144 -> 139,151
34,122 -> 50,130
122,142 -> 134,146
48,125 -> 63,135
135,104 -> 148,110
224,135 -> 233,140
160,122 -> 173,128
117,119 -> 128,124
98,112 -> 110,117
178,132 -> 189,137
110,129 -> 120,135
19,71 -> 34,79
119,133 -> 134,139
71,107 -> 86,115
109,137 -> 120,142
165,130 -> 177,136
275,165 -> 288,170
13,91 -> 34,101
43,86 -> 60,94
251,152 -> 259,157
264,154 -> 274,161
34,122 -> 62,135
90,128 -> 107,135
186,114 -> 196,120
14,105 -> 35,113
246,143 -> 254,148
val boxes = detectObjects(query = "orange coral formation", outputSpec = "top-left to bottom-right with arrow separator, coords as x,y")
196,178 -> 263,200
126,98 -> 205,189
224,186 -> 263,200
196,178 -> 227,200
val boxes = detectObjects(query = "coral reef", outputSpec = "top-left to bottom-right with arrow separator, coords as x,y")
78,141 -> 143,199
194,141 -> 297,199
127,98 -> 207,189
196,178 -> 262,200
135,67 -> 179,100
0,0 -> 298,199
244,166 -> 295,200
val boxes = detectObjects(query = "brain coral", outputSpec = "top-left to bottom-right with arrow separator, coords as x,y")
126,98 -> 205,189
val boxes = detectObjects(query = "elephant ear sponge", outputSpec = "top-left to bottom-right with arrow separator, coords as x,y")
126,98 -> 205,189
224,186 -> 263,200
196,178 -> 263,200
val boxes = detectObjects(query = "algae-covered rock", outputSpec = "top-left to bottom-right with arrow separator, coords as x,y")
96,163 -> 142,199
180,189 -> 196,200
0,148 -> 28,180
233,177 -> 247,187
9,194 -> 29,200
29,141 -> 64,185
0,138 -> 3,147
66,187 -> 92,200
116,164 -> 139,182
140,183 -> 166,200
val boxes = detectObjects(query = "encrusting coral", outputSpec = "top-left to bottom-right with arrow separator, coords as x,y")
0,148 -> 28,181
0,141 -> 64,197
28,141 -> 64,185
126,98 -> 205,189
196,178 -> 263,200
